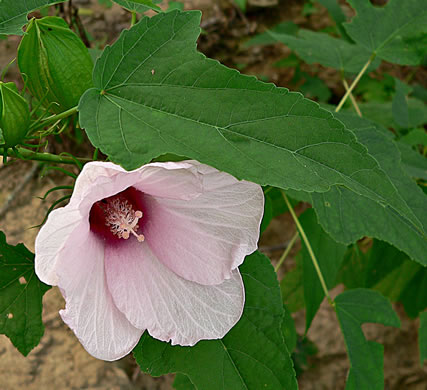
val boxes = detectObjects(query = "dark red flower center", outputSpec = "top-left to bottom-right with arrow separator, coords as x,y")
89,187 -> 146,243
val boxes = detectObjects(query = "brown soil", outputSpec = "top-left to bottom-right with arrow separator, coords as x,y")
1,1 -> 426,389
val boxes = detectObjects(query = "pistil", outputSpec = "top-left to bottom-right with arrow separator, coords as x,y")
103,198 -> 145,242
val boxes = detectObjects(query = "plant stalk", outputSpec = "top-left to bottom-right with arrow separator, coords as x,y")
335,53 -> 376,113
342,79 -> 362,117
274,231 -> 299,272
281,191 -> 333,305
1,147 -> 90,165
30,106 -> 78,132
131,11 -> 137,27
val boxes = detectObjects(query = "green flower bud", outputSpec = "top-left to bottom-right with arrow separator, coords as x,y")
18,17 -> 93,114
0,82 -> 30,148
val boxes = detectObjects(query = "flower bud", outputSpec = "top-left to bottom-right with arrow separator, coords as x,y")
0,82 -> 30,148
18,17 -> 93,113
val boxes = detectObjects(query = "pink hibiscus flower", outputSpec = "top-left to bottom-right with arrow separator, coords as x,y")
35,160 -> 264,361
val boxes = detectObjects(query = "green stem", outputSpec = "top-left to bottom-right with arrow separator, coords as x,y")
274,231 -> 299,272
281,191 -> 333,305
131,11 -> 137,27
342,79 -> 362,117
335,53 -> 376,113
30,106 -> 78,132
2,147 -> 90,165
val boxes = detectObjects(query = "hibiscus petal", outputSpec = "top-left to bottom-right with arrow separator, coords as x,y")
105,240 -> 244,346
34,161 -> 204,286
72,161 -> 203,213
133,161 -> 203,200
35,206 -> 82,286
57,231 -> 143,360
142,166 -> 264,285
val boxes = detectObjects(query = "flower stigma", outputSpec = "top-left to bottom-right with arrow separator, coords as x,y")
101,197 -> 145,242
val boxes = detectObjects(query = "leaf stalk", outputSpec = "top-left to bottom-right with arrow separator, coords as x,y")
281,191 -> 333,305
30,106 -> 78,133
274,231 -> 299,272
1,147 -> 90,165
335,53 -> 376,113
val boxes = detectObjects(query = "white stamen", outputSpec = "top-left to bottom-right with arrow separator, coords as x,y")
104,198 -> 145,242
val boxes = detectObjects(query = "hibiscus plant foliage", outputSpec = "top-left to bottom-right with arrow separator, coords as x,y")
0,0 -> 426,388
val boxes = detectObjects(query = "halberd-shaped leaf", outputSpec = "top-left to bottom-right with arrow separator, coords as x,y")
344,0 -> 427,65
79,10 -> 420,234
133,251 -> 298,390
335,289 -> 400,390
0,231 -> 50,356
312,113 -> 427,266
0,0 -> 66,36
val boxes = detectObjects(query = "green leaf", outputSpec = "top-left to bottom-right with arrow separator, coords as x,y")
266,28 -> 380,73
344,0 -> 427,65
0,0 -> 66,36
167,2 -> 184,11
396,141 -> 427,180
420,311 -> 427,365
299,73 -> 331,102
394,264 -> 427,318
0,231 -> 50,356
264,187 -> 299,219
354,73 -> 395,103
392,78 -> 412,128
280,254 -> 305,312
317,0 -> 351,40
113,0 -> 161,13
260,191 -> 273,233
336,245 -> 369,288
312,113 -> 427,266
244,22 -> 298,47
282,303 -> 297,353
133,251 -> 298,390
338,240 -> 427,318
79,10 -> 421,235
400,128 -> 427,148
334,289 -> 400,390
299,209 -> 346,331
233,0 -> 246,12
413,83 -> 427,103
352,99 -> 427,130
173,374 -> 196,390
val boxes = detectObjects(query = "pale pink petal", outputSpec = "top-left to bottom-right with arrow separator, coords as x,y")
105,240 -> 244,346
35,206 -> 82,286
57,230 -> 143,361
142,166 -> 264,285
34,161 -> 204,285
72,161 -> 203,214
132,161 -> 203,200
